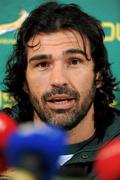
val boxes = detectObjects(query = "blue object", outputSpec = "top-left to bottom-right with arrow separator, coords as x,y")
5,123 -> 66,180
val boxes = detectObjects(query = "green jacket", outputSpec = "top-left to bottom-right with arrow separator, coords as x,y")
59,108 -> 120,179
2,106 -> 120,179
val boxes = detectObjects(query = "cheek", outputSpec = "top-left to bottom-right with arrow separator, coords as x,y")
26,70 -> 50,96
67,69 -> 95,91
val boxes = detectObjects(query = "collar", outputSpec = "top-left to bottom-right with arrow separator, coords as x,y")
65,111 -> 120,164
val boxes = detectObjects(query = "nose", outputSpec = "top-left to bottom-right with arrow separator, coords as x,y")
50,63 -> 69,88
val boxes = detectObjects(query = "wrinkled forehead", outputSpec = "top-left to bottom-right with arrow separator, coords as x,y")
27,30 -> 91,52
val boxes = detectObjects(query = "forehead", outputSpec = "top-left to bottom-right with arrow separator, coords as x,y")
27,30 -> 91,55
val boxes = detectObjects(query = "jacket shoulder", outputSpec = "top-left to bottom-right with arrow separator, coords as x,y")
104,107 -> 120,140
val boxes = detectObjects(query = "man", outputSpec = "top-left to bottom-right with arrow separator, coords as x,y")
2,1 -> 120,179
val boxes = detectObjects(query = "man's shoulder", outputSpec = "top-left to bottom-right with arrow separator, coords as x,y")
104,107 -> 120,139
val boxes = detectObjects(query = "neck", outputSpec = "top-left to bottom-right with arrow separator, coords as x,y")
67,103 -> 95,144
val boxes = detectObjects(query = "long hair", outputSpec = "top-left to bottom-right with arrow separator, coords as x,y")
3,2 -> 118,136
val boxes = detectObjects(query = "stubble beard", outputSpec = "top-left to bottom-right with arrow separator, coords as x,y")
28,83 -> 96,131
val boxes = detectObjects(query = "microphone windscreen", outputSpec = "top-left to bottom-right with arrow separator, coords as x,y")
0,112 -> 17,172
1,168 -> 36,180
94,138 -> 120,180
5,123 -> 66,180
0,112 -> 17,150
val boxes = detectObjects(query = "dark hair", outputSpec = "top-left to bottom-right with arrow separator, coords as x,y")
3,2 -> 118,137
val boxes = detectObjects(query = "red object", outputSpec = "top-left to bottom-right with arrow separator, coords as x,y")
94,138 -> 120,180
0,112 -> 17,172
0,152 -> 8,172
0,112 -> 17,150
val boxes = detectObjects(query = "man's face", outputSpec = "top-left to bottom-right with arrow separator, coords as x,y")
25,30 -> 97,130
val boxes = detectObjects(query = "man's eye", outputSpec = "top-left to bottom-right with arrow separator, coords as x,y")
68,58 -> 82,66
36,62 -> 50,69
71,59 -> 81,64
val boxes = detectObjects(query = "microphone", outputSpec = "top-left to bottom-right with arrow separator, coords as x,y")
94,138 -> 120,180
0,111 -> 17,172
5,123 -> 66,180
0,111 -> 17,149
1,168 -> 36,180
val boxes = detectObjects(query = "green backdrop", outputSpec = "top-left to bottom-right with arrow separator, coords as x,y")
0,0 -> 120,109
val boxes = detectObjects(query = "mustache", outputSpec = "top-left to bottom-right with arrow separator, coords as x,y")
42,87 -> 80,101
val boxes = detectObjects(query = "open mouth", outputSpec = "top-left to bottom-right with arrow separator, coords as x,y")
48,98 -> 74,103
46,94 -> 76,110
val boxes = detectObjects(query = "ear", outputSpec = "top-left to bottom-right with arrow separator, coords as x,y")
95,72 -> 103,88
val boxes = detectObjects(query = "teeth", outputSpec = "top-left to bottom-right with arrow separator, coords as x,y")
53,100 -> 70,104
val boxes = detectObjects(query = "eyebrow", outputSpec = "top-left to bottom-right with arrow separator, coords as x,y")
28,48 -> 88,63
28,54 -> 52,63
63,49 -> 87,57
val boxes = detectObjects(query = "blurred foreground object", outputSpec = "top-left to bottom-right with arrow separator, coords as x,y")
0,112 -> 17,149
1,168 -> 35,180
94,138 -> 120,180
5,123 -> 66,180
0,112 -> 17,172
